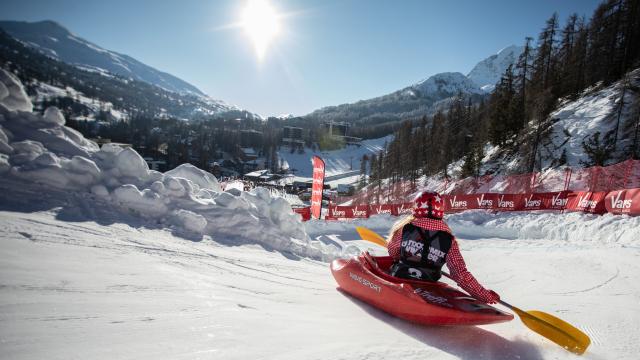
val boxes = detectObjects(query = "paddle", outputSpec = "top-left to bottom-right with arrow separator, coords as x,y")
355,226 -> 591,355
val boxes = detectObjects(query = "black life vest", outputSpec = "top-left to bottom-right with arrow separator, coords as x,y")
389,223 -> 453,282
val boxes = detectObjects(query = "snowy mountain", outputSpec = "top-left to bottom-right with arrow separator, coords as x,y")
413,72 -> 484,96
467,45 -> 524,91
0,28 -> 260,121
0,20 -> 203,96
304,46 -> 521,126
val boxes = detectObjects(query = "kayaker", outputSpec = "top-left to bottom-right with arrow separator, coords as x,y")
386,191 -> 500,304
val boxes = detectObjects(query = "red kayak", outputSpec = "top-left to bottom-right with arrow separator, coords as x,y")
330,252 -> 513,326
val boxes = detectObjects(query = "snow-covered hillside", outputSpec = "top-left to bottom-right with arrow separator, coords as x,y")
413,72 -> 483,97
0,20 -> 259,121
467,45 -> 524,91
476,68 -> 640,175
278,136 -> 391,179
0,20 -> 203,96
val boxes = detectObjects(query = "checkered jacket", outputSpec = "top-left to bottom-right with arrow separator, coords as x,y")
387,217 -> 499,303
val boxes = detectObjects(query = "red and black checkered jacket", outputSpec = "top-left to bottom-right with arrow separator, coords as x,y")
387,217 -> 499,303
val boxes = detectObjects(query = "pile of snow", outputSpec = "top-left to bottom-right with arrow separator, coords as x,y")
0,69 -> 334,261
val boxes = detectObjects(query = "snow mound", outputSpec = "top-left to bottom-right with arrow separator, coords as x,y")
447,210 -> 640,247
0,69 -> 32,112
165,163 -> 221,192
0,71 -> 334,261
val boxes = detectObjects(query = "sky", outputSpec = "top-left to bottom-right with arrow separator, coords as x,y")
0,0 -> 602,117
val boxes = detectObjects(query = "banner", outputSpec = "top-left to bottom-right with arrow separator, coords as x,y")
605,188 -> 640,215
292,206 -> 311,221
394,202 -> 415,216
369,204 -> 397,216
327,205 -> 370,219
564,191 -> 607,214
311,156 -> 325,219
443,193 -> 500,212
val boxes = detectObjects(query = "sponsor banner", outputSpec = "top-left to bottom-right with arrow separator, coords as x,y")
327,205 -> 370,219
394,202 -> 414,215
311,156 -> 325,219
292,206 -> 311,221
547,191 -> 570,210
565,191 -> 607,214
443,193 -> 500,212
605,188 -> 640,215
369,204 -> 397,216
516,192 -> 557,211
473,193 -> 499,210
494,193 -> 518,211
443,194 -> 474,212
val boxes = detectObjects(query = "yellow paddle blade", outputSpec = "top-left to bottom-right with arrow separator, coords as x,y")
355,226 -> 387,247
510,306 -> 591,355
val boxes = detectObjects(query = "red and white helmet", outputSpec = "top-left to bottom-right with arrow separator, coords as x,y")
413,191 -> 444,219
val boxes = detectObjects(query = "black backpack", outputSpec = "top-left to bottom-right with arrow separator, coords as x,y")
389,223 -> 453,282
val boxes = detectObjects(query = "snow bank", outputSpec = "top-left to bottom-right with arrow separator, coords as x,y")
0,69 -> 333,261
447,210 -> 640,247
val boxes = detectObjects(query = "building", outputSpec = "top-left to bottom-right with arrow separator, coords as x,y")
282,126 -> 305,147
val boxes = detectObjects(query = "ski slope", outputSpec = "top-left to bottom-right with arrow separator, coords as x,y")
2,63 -> 640,360
2,197 -> 639,359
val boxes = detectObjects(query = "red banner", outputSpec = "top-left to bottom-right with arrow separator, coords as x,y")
326,205 -> 370,219
394,202 -> 414,216
369,204 -> 397,216
292,206 -> 311,221
311,156 -> 325,219
605,188 -> 640,215
443,193 -> 500,212
564,191 -> 607,214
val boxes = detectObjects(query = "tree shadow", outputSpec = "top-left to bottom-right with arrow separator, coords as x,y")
337,289 -> 545,360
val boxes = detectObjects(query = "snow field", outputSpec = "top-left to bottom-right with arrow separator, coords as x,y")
0,69 -> 335,261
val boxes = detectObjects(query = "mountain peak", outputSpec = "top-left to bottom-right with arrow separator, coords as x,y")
467,45 -> 524,91
413,72 -> 482,96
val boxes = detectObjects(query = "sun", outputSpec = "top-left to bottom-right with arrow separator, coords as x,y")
241,0 -> 281,60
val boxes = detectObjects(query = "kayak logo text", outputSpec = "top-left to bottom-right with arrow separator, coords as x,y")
414,289 -> 452,307
349,272 -> 381,293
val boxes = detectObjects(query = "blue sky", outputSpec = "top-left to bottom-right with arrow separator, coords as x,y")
1,0 -> 601,117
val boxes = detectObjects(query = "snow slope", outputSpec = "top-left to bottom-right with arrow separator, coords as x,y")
2,206 -> 639,359
278,135 -> 391,178
0,20 -> 203,96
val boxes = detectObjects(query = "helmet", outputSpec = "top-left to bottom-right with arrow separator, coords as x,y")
413,191 -> 444,219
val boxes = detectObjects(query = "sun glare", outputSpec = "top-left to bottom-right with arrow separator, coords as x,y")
241,0 -> 281,60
